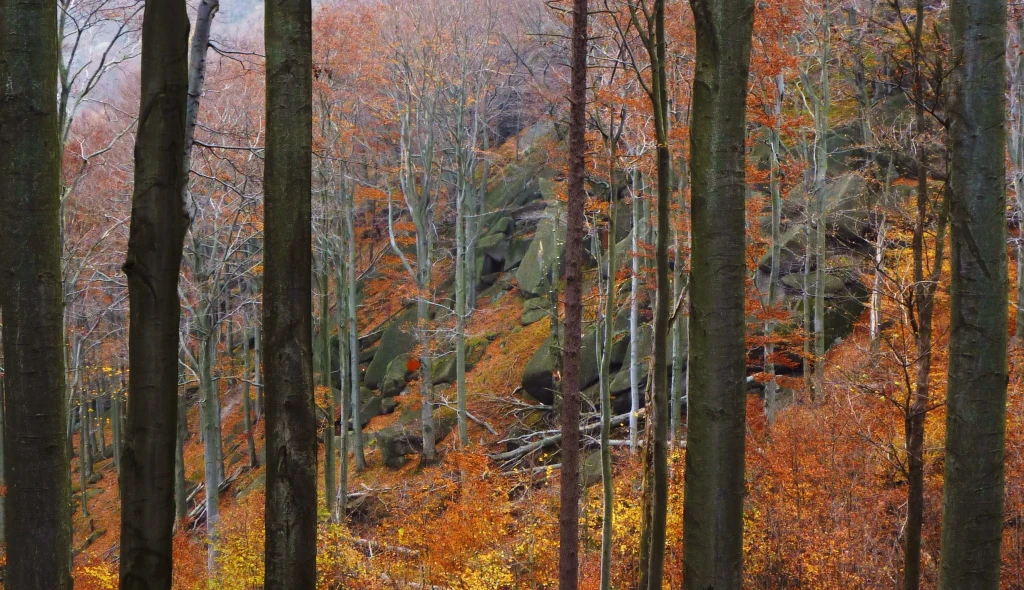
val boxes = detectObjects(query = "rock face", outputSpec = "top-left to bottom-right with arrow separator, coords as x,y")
364,306 -> 419,390
515,180 -> 566,297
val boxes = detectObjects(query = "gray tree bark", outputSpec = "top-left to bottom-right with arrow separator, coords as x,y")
263,0 -> 316,584
940,0 -> 1009,586
683,0 -> 754,587
117,0 -> 190,584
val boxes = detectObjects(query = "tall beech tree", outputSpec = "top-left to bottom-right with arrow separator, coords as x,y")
117,0 -> 190,586
263,0 -> 316,585
0,0 -> 73,585
558,0 -> 587,587
622,1 -> 672,586
939,0 -> 1009,586
683,0 -> 754,587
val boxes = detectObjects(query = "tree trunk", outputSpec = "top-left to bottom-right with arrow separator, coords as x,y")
684,0 -> 754,587
558,3 -> 587,588
264,0 -> 316,584
116,0 -> 190,584
0,0 -> 74,559
242,329 -> 258,468
0,375 -> 5,547
175,383 -> 188,526
599,110 -> 622,590
812,0 -> 831,392
940,0 -> 1009,586
254,324 -> 264,421
629,170 -> 642,452
456,153 -> 469,447
344,189 -> 365,470
319,260 -> 335,517
643,3 -> 672,584
182,0 -> 219,187
202,321 -> 221,572
334,252 -> 349,522
765,74 -> 783,425
80,399 -> 91,517
904,6 -> 934,587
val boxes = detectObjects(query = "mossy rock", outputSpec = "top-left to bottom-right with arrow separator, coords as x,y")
521,326 -> 601,405
515,186 -> 566,296
504,234 -> 533,272
376,407 -> 459,469
757,225 -> 809,275
609,330 -> 631,367
433,338 -> 489,385
236,472 -> 266,500
364,306 -> 419,390
520,296 -> 550,326
359,344 -> 379,363
580,450 -> 605,488
489,216 -> 515,236
381,353 -> 414,398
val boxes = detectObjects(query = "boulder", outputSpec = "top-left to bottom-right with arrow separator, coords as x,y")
579,450 -> 604,488
521,335 -> 558,405
376,407 -> 459,469
433,337 -> 489,385
521,326 -> 601,405
515,182 -> 566,296
609,359 -> 649,397
504,235 -> 533,272
364,306 -> 419,390
520,296 -> 550,326
781,272 -> 847,296
380,353 -> 414,398
757,226 -> 809,275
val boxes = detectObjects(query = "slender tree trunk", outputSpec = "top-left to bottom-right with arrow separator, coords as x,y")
599,112 -> 622,590
182,0 -> 219,184
1013,16 -> 1024,341
112,385 -> 123,474
80,398 -> 91,517
334,253 -> 349,522
940,0 -> 1009,586
344,189 -> 365,470
870,159 -> 893,355
812,0 -> 831,392
765,74 -> 783,425
455,160 -> 469,447
254,324 -> 264,421
683,0 -> 754,587
264,0 -> 316,583
319,261 -> 335,517
417,263 -> 436,462
242,329 -> 258,468
629,173 -> 641,451
904,6 -> 934,587
670,161 -> 688,444
116,0 -> 190,584
643,3 -> 672,583
202,321 -> 221,572
175,382 -> 188,526
558,3 -> 587,588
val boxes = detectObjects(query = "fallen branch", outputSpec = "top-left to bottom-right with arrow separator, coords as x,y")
466,410 -> 498,435
490,409 -> 644,464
